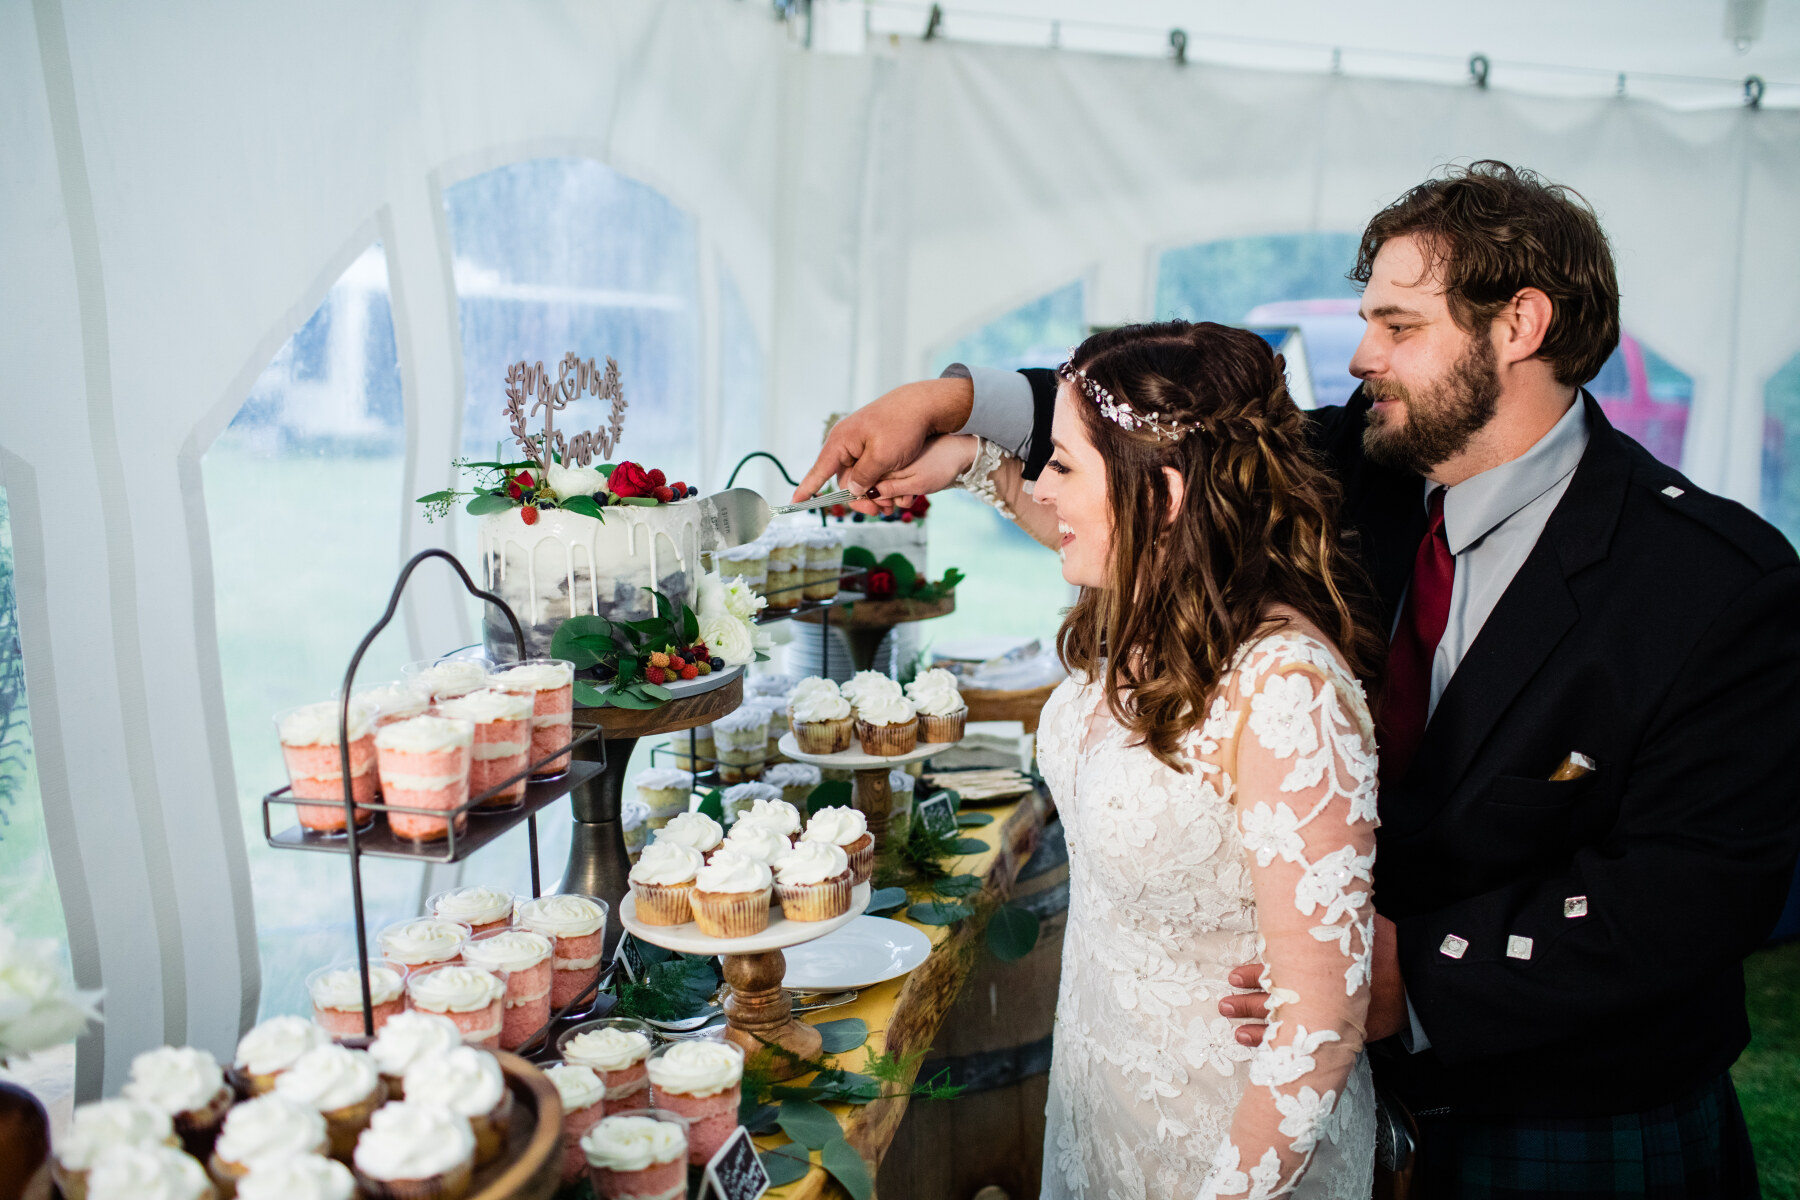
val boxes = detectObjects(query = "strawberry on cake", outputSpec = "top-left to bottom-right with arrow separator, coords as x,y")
374,715 -> 474,842
515,894 -> 607,1008
460,928 -> 554,1050
276,700 -> 377,834
308,961 -> 407,1037
404,964 -> 508,1050
646,1040 -> 745,1164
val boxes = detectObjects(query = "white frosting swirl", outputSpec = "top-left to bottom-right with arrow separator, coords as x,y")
378,918 -> 468,966
516,894 -> 605,938
374,714 -> 473,754
57,1100 -> 174,1171
367,1011 -> 463,1079
562,1026 -> 653,1072
237,1155 -> 356,1200
408,660 -> 491,699
854,691 -> 916,726
654,811 -> 722,852
407,966 -> 506,1014
490,661 -> 574,691
712,707 -> 769,735
629,840 -> 703,886
235,1015 -> 329,1077
435,688 -> 535,724
273,1045 -> 379,1113
402,1046 -> 505,1116
545,1063 -> 606,1111
800,805 -> 868,847
789,676 -> 842,705
214,1094 -> 328,1166
693,849 -> 773,894
461,929 -> 552,974
634,767 -> 695,792
581,1114 -> 687,1171
721,822 -> 790,864
718,543 -> 767,562
904,668 -> 967,717
352,1101 -> 475,1182
431,886 -> 514,927
790,689 -> 852,721
353,682 -> 430,722
86,1143 -> 212,1200
309,964 -> 404,1011
279,701 -> 373,746
740,797 -> 802,836
621,797 -> 651,833
122,1047 -> 224,1115
721,782 -> 779,815
762,763 -> 821,789
773,840 -> 851,886
839,671 -> 902,704
646,1041 -> 744,1098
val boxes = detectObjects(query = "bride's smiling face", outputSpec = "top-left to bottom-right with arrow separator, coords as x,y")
1032,383 -> 1113,588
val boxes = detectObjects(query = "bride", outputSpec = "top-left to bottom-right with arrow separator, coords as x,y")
927,321 -> 1385,1199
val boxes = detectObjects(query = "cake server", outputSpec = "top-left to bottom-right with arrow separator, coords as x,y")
696,487 -> 856,550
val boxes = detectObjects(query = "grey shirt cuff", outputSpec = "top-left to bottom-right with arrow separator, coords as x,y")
942,363 -> 1034,461
1399,993 -> 1432,1054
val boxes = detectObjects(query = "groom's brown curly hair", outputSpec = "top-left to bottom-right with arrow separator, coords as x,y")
1056,321 -> 1385,773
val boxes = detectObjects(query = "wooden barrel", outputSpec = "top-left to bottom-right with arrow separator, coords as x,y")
879,816 -> 1069,1199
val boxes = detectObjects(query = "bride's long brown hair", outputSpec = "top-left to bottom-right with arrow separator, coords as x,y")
1055,321 -> 1384,772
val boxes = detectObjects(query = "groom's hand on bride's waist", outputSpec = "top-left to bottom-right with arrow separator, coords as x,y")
1219,914 -> 1407,1046
793,377 -> 973,513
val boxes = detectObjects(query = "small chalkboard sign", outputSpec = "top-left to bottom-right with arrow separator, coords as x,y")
617,934 -> 647,983
917,790 -> 959,838
704,1124 -> 770,1200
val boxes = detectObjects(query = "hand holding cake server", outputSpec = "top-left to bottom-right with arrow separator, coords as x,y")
795,161 -> 1800,1198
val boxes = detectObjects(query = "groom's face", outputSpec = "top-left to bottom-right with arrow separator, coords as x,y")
1350,235 -> 1501,477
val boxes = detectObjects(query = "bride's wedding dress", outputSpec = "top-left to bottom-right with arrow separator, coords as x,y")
1037,628 -> 1380,1200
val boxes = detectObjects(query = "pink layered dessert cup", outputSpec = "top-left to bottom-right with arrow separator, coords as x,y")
646,1041 -> 743,1165
461,927 -> 554,1051
276,702 -> 377,835
545,1062 -> 609,1183
377,917 -> 470,972
556,1018 -> 655,1113
308,960 -> 408,1038
426,886 -> 515,936
584,1109 -> 691,1200
405,962 -> 509,1050
489,658 -> 576,779
516,893 -> 607,1010
434,689 -> 534,809
374,714 -> 474,842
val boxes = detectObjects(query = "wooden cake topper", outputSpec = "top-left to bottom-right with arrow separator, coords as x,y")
503,352 -> 628,474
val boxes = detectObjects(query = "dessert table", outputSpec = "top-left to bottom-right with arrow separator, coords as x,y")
753,787 -> 1049,1198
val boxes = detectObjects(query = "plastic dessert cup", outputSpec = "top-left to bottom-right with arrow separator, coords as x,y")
401,656 -> 495,702
404,962 -> 509,1050
307,960 -> 408,1038
488,658 -> 576,779
374,715 -> 475,842
461,927 -> 555,1051
556,1018 -> 656,1112
275,702 -> 377,835
544,1063 -> 609,1183
426,886 -> 514,936
377,917 -> 470,970
434,690 -> 534,808
515,893 -> 608,1009
646,1041 -> 743,1164
584,1109 -> 691,1200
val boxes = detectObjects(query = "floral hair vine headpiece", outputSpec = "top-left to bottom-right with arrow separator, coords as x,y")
1059,350 -> 1200,442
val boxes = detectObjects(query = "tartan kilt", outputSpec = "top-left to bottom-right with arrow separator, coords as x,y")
1412,1072 -> 1760,1199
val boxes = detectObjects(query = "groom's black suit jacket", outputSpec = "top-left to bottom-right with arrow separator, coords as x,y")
1017,370 -> 1800,1117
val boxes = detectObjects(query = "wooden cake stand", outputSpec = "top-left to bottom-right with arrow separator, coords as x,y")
619,883 -> 871,1080
776,733 -> 953,856
566,671 -> 744,957
793,593 -> 955,671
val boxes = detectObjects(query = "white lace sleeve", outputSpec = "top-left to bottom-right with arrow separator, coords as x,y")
1200,662 -> 1379,1200
953,436 -> 1017,519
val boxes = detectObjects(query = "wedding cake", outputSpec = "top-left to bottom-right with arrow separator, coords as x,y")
824,503 -> 930,580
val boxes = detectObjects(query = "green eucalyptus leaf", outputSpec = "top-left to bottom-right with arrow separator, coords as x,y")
415,489 -> 457,504
864,886 -> 909,915
986,902 -> 1041,962
813,1018 -> 869,1055
638,682 -> 674,701
682,604 -> 700,644
957,812 -> 994,827
821,1137 -> 873,1200
465,492 -> 514,516
952,837 -> 990,855
760,1144 -> 812,1187
878,552 -> 918,593
776,1099 -> 841,1150
558,494 -> 605,520
603,690 -> 658,710
841,545 -> 877,568
696,788 -> 725,823
617,495 -> 660,507
907,901 -> 972,925
807,780 -> 853,814
572,681 -> 608,708
932,873 -> 982,898
739,1100 -> 781,1133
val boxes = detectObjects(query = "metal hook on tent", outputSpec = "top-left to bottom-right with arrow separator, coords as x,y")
923,3 -> 942,40
1170,28 -> 1188,65
1744,76 -> 1765,109
1468,54 -> 1490,89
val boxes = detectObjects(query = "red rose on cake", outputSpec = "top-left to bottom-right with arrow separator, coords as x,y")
608,461 -> 653,497
865,568 -> 897,599
909,495 -> 930,518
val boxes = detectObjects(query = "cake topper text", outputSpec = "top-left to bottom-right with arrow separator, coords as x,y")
504,352 -> 628,474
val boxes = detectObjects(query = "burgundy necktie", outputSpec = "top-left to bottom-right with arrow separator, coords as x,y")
1381,488 -> 1454,782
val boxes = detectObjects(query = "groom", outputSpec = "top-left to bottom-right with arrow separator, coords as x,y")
796,162 -> 1800,1195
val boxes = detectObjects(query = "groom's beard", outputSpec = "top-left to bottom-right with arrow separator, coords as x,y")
1361,333 -> 1501,476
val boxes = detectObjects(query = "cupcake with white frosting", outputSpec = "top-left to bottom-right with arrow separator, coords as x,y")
377,918 -> 469,971
688,851 -> 774,938
208,1094 -> 328,1193
232,1015 -> 328,1097
545,1064 -> 607,1183
631,768 -> 694,829
853,689 -> 918,756
402,1047 -> 512,1168
86,1143 -> 214,1200
461,928 -> 554,1050
351,1101 -> 475,1200
801,805 -> 874,885
237,1155 -> 355,1200
646,1041 -> 745,1164
367,1011 -> 462,1100
719,820 -> 791,868
308,960 -> 408,1037
839,670 -> 903,711
773,840 -> 854,921
121,1046 -> 235,1161
652,810 -> 723,857
628,842 -> 703,926
763,762 -> 822,811
582,1112 -> 689,1198
719,780 -> 780,826
52,1099 -> 178,1200
426,886 -> 514,936
738,796 -> 803,838
273,1045 -> 386,1162
515,894 -> 608,1009
558,1019 -> 655,1110
906,668 -> 968,743
787,677 -> 853,754
403,965 -> 507,1050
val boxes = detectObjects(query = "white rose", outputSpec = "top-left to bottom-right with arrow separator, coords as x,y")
546,461 -> 607,498
722,577 -> 766,622
697,572 -> 729,622
699,613 -> 756,666
0,926 -> 102,1060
